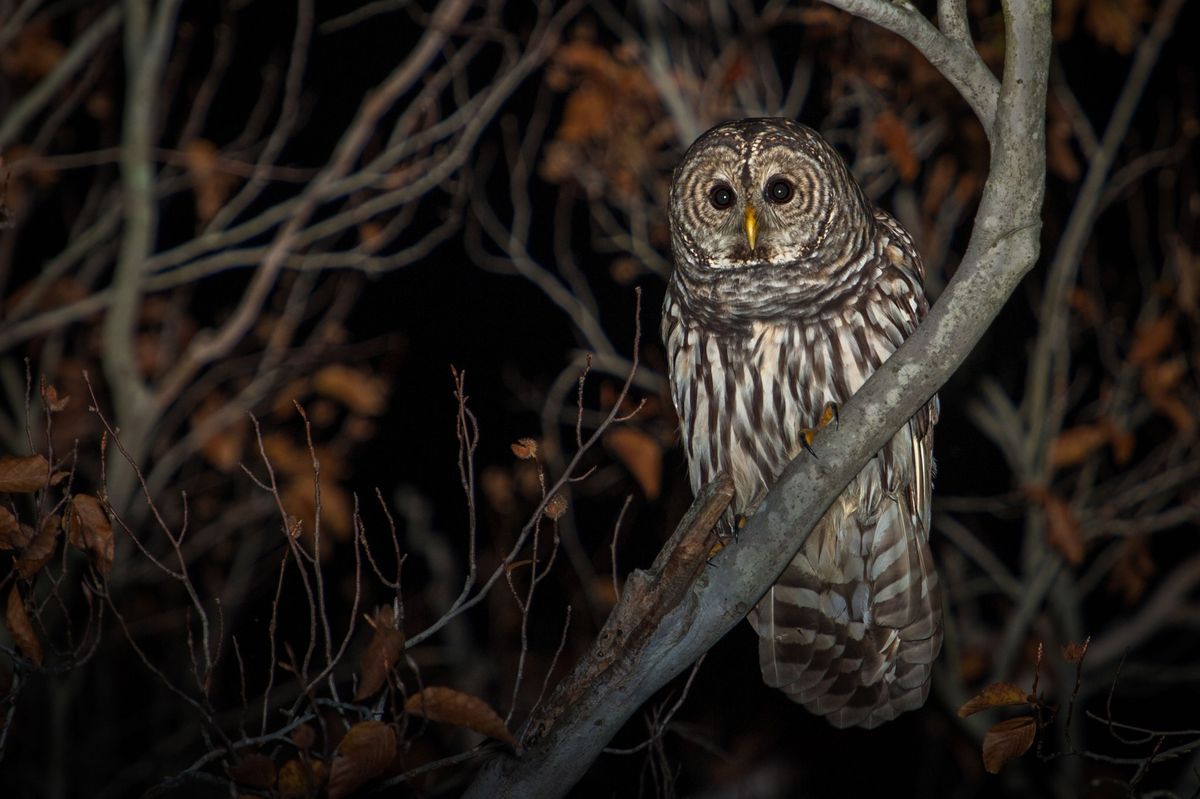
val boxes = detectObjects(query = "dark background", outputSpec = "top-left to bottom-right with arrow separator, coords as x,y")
1,0 -> 1198,796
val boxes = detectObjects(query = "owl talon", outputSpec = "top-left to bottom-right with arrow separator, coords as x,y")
799,430 -> 819,458
796,404 -> 840,458
706,520 -> 742,563
821,401 -> 840,431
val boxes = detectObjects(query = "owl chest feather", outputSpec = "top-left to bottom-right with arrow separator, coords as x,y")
664,292 -> 909,516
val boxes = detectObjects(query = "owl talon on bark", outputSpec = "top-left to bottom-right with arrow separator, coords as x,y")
821,400 -> 840,430
798,400 -> 840,457
706,520 -> 743,563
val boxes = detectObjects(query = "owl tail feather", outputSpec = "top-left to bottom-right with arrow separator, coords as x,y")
747,499 -> 943,729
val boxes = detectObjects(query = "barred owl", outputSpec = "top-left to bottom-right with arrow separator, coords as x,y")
662,118 -> 942,728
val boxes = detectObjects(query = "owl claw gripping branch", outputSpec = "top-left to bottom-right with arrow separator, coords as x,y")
797,400 -> 840,458
662,118 -> 943,729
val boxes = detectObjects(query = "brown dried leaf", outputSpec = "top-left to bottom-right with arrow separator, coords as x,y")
544,493 -> 568,520
41,383 -> 69,413
1061,637 -> 1091,664
0,23 -> 65,81
327,720 -> 397,799
312,364 -> 388,417
5,585 -> 43,666
291,723 -> 317,751
1083,0 -> 1148,54
16,513 -> 61,580
355,605 -> 405,701
1050,425 -> 1109,469
405,686 -> 517,747
874,111 -> 919,182
183,139 -> 237,224
957,682 -> 1033,718
1026,486 -> 1086,565
511,438 -> 539,460
1044,494 -> 1086,566
277,759 -> 316,799
1128,313 -> 1176,365
557,83 -> 614,145
0,508 -> 31,550
1141,357 -> 1196,435
982,716 -> 1037,774
606,426 -> 663,500
0,454 -> 57,493
1100,417 -> 1135,465
226,751 -> 276,789
65,494 -> 114,577
191,393 -> 246,473
1108,537 -> 1155,604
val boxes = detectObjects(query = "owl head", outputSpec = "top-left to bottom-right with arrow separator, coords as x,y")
668,118 -> 872,273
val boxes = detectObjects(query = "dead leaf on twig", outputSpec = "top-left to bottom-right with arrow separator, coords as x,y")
65,494 -> 114,577
1061,637 -> 1091,664
16,513 -> 61,580
511,438 -> 539,460
40,382 -> 69,413
355,605 -> 405,701
0,508 -> 31,550
404,686 -> 517,748
0,454 -> 62,493
277,758 -> 319,799
327,720 -> 396,799
958,682 -> 1033,718
982,716 -> 1037,773
226,751 -> 276,789
544,493 -> 568,520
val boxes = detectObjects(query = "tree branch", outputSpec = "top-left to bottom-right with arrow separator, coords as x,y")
820,0 -> 1000,137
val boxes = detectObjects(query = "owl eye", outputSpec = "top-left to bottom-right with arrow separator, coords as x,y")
766,178 -> 793,204
709,184 -> 735,210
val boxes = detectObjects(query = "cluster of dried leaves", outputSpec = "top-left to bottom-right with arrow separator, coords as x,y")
957,640 -> 1097,775
1,444 -> 111,673
221,688 -> 516,799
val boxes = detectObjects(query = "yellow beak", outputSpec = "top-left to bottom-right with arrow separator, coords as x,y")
744,205 -> 759,252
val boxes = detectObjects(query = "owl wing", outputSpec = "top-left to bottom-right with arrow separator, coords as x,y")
749,401 -> 941,728
748,210 -> 943,728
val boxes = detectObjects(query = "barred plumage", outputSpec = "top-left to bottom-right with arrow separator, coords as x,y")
663,119 -> 942,728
